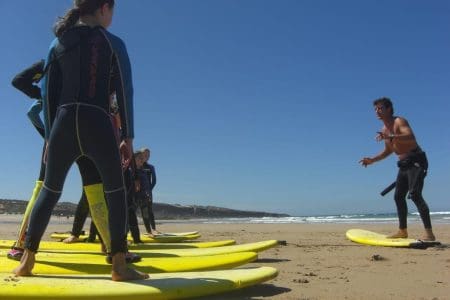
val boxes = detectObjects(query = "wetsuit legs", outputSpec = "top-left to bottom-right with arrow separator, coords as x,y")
395,162 -> 433,230
84,183 -> 111,252
24,187 -> 61,252
137,194 -> 152,233
24,106 -> 79,252
407,172 -> 432,229
71,192 -> 89,237
148,194 -> 156,231
14,181 -> 43,249
128,207 -> 141,243
125,172 -> 140,243
410,194 -> 432,229
394,172 -> 409,229
88,221 -> 99,242
104,189 -> 127,254
14,143 -> 47,249
79,106 -> 128,255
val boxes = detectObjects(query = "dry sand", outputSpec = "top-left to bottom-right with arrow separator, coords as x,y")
1,214 -> 449,299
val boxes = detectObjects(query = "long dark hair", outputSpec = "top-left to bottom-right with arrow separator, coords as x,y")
53,0 -> 115,37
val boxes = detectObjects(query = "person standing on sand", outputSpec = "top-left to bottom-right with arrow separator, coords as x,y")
134,151 -> 156,236
359,97 -> 436,241
13,0 -> 148,281
141,148 -> 160,235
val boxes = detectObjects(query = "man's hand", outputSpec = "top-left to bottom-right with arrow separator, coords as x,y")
376,131 -> 394,142
120,138 -> 133,170
376,131 -> 388,142
359,157 -> 374,167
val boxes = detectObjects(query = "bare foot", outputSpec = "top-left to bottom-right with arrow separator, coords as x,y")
152,230 -> 162,235
144,232 -> 154,238
387,229 -> 408,239
63,235 -> 82,243
13,249 -> 35,276
422,229 -> 436,241
111,252 -> 149,281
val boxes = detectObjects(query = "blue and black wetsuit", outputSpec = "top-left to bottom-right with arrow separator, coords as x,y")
24,25 -> 134,255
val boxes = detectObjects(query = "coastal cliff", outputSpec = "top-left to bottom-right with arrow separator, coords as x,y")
0,199 -> 289,219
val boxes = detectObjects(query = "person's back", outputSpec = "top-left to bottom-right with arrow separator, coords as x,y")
44,25 -> 133,137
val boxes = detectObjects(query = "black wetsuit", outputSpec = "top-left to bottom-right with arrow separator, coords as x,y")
70,193 -> 99,241
12,60 -> 44,100
12,61 -> 103,240
124,166 -> 142,243
24,25 -> 134,255
394,147 -> 432,229
135,165 -> 156,232
143,162 -> 157,230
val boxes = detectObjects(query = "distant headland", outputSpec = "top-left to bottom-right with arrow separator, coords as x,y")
0,199 -> 289,219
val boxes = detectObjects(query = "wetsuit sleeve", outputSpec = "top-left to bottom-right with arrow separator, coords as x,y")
11,60 -> 45,100
106,32 -> 134,139
41,39 -> 62,139
27,100 -> 45,138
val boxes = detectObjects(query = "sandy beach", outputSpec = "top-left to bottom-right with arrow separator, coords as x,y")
1,214 -> 449,300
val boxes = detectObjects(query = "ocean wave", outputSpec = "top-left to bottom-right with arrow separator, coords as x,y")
411,211 -> 450,216
185,211 -> 450,224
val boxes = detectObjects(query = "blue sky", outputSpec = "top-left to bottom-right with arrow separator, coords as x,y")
1,1 -> 449,216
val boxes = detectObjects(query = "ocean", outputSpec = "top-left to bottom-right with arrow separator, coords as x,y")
160,211 -> 450,224
1,211 -> 449,225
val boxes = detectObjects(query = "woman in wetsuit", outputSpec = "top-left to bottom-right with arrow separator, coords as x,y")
13,0 -> 148,281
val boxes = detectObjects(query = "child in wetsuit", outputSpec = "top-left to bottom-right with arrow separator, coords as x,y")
140,148 -> 159,235
133,151 -> 157,235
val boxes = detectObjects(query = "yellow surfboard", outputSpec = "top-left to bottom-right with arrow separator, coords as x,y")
139,233 -> 201,243
50,232 -> 201,243
346,229 -> 441,249
43,240 -> 279,258
0,239 -> 235,251
133,239 -> 279,257
0,250 -> 257,274
150,231 -> 199,236
0,267 -> 278,300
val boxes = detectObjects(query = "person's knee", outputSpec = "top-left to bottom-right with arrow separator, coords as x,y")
39,187 -> 62,208
410,193 -> 429,211
394,192 -> 406,204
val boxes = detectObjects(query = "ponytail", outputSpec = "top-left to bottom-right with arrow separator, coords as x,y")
53,0 -> 115,38
53,7 -> 81,38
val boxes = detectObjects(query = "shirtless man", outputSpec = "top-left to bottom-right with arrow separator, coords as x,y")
359,97 -> 436,241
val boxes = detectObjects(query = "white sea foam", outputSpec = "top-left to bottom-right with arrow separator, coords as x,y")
177,211 -> 450,224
